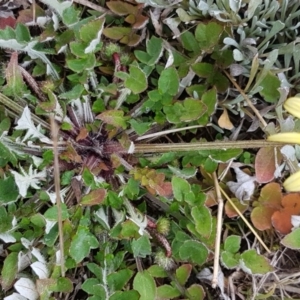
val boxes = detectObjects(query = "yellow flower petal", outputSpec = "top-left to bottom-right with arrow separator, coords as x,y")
284,97 -> 300,119
267,132 -> 300,144
283,170 -> 300,192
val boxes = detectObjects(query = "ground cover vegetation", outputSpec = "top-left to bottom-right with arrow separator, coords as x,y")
1,0 -> 300,299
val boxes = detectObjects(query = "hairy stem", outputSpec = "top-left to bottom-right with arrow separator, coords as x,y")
133,140 -> 286,153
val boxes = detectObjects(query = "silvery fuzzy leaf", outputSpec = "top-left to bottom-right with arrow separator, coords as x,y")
0,232 -> 16,243
31,261 -> 49,279
291,215 -> 300,230
227,168 -> 256,201
230,64 -> 246,76
4,293 -> 27,300
135,0 -> 181,8
11,165 -> 47,197
18,251 -> 31,272
15,107 -> 52,144
124,199 -> 148,235
14,278 -> 38,300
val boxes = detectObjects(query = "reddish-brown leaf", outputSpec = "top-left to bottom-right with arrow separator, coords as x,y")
251,182 -> 282,231
257,182 -> 282,209
205,190 -> 218,207
272,209 -> 294,234
0,16 -> 16,29
76,127 -> 88,141
132,14 -> 149,29
60,144 -> 82,163
255,147 -> 282,183
106,1 -> 138,16
271,193 -> 300,234
80,189 -> 106,206
155,182 -> 173,198
251,206 -> 278,231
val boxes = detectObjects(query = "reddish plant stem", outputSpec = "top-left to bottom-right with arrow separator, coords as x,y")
147,227 -> 172,258
146,217 -> 157,229
112,52 -> 121,84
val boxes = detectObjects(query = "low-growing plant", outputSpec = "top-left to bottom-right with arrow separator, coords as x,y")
1,0 -> 300,299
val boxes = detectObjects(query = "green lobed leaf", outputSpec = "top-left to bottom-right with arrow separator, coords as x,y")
175,264 -> 192,285
69,217 -> 99,263
192,206 -> 212,238
0,26 -> 16,40
109,290 -> 140,300
70,40 -> 89,57
221,251 -> 239,269
192,62 -> 214,77
107,269 -> 134,290
133,271 -> 156,300
147,265 -> 168,278
106,191 -> 123,209
129,119 -> 151,135
44,204 -> 69,221
199,148 -> 243,163
3,52 -> 28,98
50,277 -> 74,293
0,117 -> 10,134
259,72 -> 280,103
171,176 -> 191,202
87,263 -> 103,279
0,206 -> 13,233
158,67 -> 179,96
62,6 -> 80,26
131,235 -> 151,258
224,235 -> 241,253
281,228 -> 300,249
156,285 -> 181,299
181,30 -> 200,52
1,251 -> 18,291
59,84 -> 85,100
96,110 -> 128,129
82,278 -> 105,296
80,17 -> 105,44
179,98 -> 207,122
0,142 -> 18,167
203,157 -> 218,173
195,22 -> 223,51
240,249 -> 274,275
0,176 -> 19,204
186,284 -> 206,300
124,178 -> 140,200
67,54 -> 96,72
135,36 -> 163,66
179,240 -> 208,265
123,62 -> 148,94
198,88 -> 218,124
15,23 -> 31,43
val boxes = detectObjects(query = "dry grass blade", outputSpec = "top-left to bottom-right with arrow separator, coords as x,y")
211,171 -> 224,288
50,115 -> 65,277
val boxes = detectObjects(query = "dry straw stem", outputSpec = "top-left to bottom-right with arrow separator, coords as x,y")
211,172 -> 224,289
134,140 -> 286,153
50,115 -> 65,277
